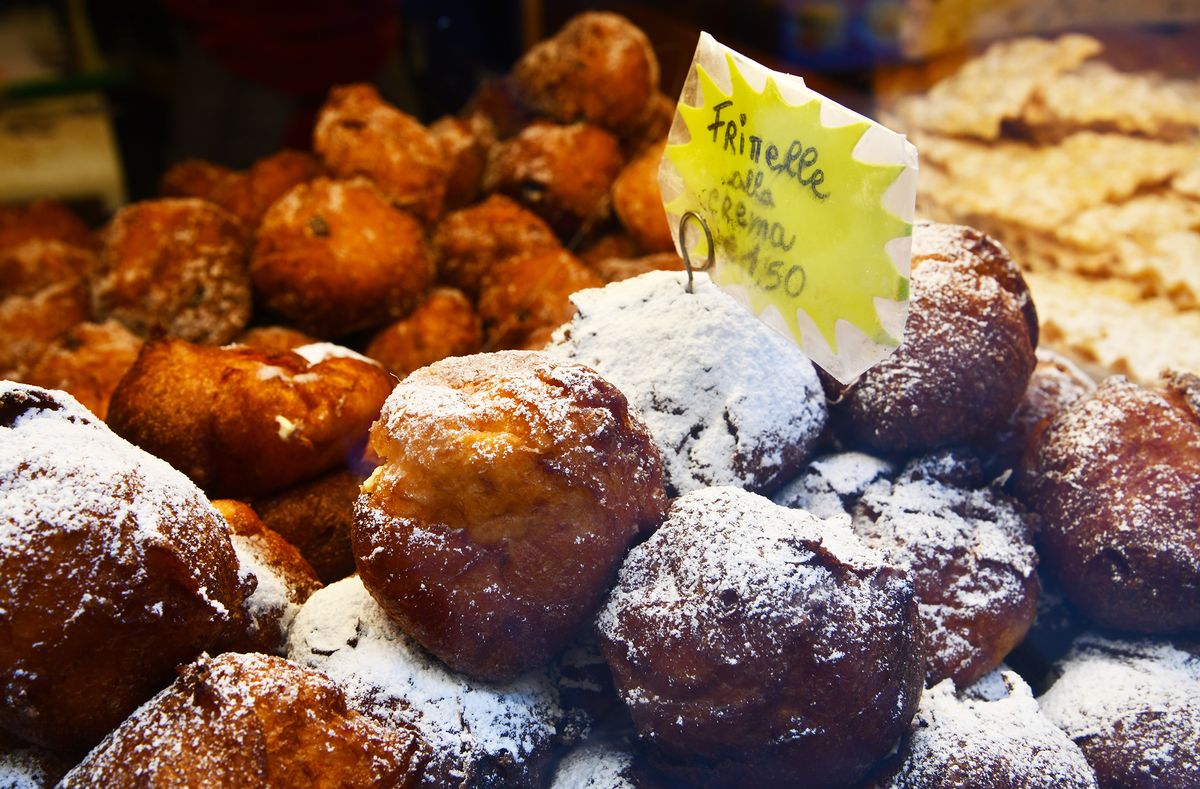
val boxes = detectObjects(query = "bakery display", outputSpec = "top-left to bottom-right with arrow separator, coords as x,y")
1017,372 -> 1200,633
0,384 -> 249,755
59,652 -> 431,788
354,350 -> 667,681
597,486 -> 923,788
1,9 -> 1198,786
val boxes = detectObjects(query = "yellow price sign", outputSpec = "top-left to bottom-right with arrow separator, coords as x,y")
659,34 -> 917,384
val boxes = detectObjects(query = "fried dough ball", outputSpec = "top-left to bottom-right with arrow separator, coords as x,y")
0,384 -> 249,755
92,198 -> 252,345
234,325 -> 319,354
354,351 -> 668,681
60,652 -> 431,788
252,177 -> 434,337
853,452 -> 1039,688
1016,373 -> 1200,633
430,115 -> 493,211
365,287 -> 482,378
432,194 -> 561,297
1039,636 -> 1200,789
621,90 -> 676,157
597,487 -> 924,788
974,348 -> 1095,485
477,248 -> 602,349
462,75 -> 537,140
314,83 -> 449,223
827,221 -> 1038,454
772,450 -> 897,519
0,200 -> 93,251
163,151 -> 322,232
289,576 -> 569,787
483,121 -> 625,237
213,500 -> 321,655
513,12 -> 660,135
107,339 -> 394,498
253,468 -> 365,584
611,140 -> 672,253
866,672 -> 1097,789
0,240 -> 94,380
548,270 -> 828,496
576,230 -> 640,268
22,320 -> 143,420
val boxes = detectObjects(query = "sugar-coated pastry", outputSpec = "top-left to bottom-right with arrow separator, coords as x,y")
597,487 -> 924,788
611,140 -> 672,253
433,194 -> 561,297
59,652 -> 431,788
92,198 -> 251,345
354,351 -> 667,681
252,177 -> 434,337
1038,635 -> 1200,789
548,270 -> 828,496
289,576 -> 569,788
1017,372 -> 1200,633
314,83 -> 449,223
0,200 -> 93,251
107,339 -> 394,498
550,737 -> 658,789
477,249 -> 603,349
827,221 -> 1038,454
365,287 -> 483,378
162,150 -> 321,231
853,452 -> 1039,687
0,240 -> 94,380
253,468 -> 365,584
0,384 -> 249,755
212,500 -> 321,656
513,12 -> 660,135
865,671 -> 1096,788
483,121 -> 625,237
21,320 -> 143,420
576,231 -> 640,268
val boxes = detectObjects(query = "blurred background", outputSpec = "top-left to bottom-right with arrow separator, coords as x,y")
1,0 -> 1198,217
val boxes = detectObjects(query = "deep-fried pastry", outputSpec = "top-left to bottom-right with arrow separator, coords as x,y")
0,200 -> 93,251
432,194 -> 560,297
107,339 -> 394,498
92,198 -> 252,345
477,248 -> 602,349
0,240 -> 94,380
0,384 -> 249,755
611,140 -> 672,253
252,177 -> 434,337
21,320 -> 143,420
597,486 -> 923,788
253,467 -> 366,584
60,652 -> 431,788
365,287 -> 482,378
354,351 -> 667,681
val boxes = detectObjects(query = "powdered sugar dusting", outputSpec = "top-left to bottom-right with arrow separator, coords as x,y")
599,486 -> 890,672
230,535 -> 300,652
550,737 -> 637,789
773,452 -> 896,518
854,459 -> 1037,684
0,746 -> 61,789
1,384 -> 234,619
287,576 -> 563,786
1039,635 -> 1200,782
548,270 -> 827,495
880,671 -> 1096,787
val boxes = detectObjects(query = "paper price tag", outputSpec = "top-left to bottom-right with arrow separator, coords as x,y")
658,33 -> 918,384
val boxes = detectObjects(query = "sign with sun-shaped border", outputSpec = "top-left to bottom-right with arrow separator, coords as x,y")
659,33 -> 918,384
